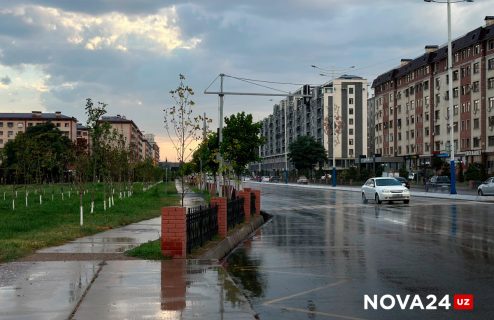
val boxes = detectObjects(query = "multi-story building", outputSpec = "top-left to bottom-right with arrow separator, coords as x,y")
100,115 -> 159,164
144,133 -> 160,165
372,16 -> 494,175
0,111 -> 78,148
253,75 -> 368,174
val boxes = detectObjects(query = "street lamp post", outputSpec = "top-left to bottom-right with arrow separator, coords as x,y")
424,0 -> 473,195
284,95 -> 289,184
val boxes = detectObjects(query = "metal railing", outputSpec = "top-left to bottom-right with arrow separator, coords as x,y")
186,205 -> 218,254
250,192 -> 256,215
227,197 -> 244,230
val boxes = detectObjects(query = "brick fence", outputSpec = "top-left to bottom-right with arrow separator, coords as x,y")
162,189 -> 261,259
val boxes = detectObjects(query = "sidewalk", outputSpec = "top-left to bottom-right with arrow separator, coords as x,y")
0,182 -> 257,320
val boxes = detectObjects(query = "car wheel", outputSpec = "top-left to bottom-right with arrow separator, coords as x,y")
404,199 -> 410,204
375,193 -> 382,204
362,193 -> 368,204
478,189 -> 484,196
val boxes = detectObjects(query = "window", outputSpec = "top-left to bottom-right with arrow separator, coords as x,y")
473,81 -> 480,92
349,139 -> 354,145
424,96 -> 429,107
424,81 -> 429,90
349,108 -> 354,115
0,139 -> 3,144
453,87 -> 459,98
474,100 -> 480,114
474,45 -> 481,55
454,121 -> 458,132
64,123 -> 69,127
349,98 -> 354,105
349,118 -> 354,125
0,131 -> 2,136
7,122 -> 13,128
7,131 -> 13,137
56,123 -> 61,127
489,135 -> 494,147
473,62 -> 480,74
28,122 -> 33,127
0,122 -> 2,127
425,127 -> 429,136
349,87 -> 354,94
349,128 -> 354,135
474,118 -> 480,129
435,125 -> 440,135
490,40 -> 494,50
17,123 -> 23,128
453,105 -> 458,115
453,70 -> 459,81
489,58 -> 494,70
425,112 -> 429,121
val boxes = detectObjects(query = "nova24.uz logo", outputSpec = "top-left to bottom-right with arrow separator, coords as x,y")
364,294 -> 473,311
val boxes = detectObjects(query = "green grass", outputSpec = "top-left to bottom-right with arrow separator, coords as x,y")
0,181 -> 178,262
125,239 -> 170,260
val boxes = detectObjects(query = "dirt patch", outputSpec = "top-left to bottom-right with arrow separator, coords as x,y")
19,252 -> 139,262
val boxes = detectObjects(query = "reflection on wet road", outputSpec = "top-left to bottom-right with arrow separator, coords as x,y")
226,184 -> 494,320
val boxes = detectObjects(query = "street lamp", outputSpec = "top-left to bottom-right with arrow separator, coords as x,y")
424,0 -> 473,195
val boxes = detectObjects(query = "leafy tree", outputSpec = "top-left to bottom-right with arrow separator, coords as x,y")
85,98 -> 110,183
192,132 -> 219,190
288,136 -> 328,175
163,74 -> 204,206
464,163 -> 482,181
221,112 -> 263,186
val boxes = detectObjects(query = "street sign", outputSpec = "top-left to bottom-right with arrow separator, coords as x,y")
437,153 -> 449,158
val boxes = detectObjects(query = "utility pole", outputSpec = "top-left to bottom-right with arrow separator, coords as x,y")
218,74 -> 224,197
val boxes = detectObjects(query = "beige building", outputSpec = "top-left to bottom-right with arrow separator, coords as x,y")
0,111 -> 78,148
100,115 -> 159,164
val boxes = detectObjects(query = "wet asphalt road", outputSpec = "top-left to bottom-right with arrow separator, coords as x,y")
226,183 -> 494,320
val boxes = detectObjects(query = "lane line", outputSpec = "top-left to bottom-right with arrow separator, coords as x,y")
270,305 -> 369,320
263,279 -> 346,305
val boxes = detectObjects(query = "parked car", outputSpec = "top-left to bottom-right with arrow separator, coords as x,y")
425,176 -> 450,192
478,177 -> 494,196
361,177 -> 410,204
297,176 -> 308,184
261,176 -> 270,182
395,177 -> 410,189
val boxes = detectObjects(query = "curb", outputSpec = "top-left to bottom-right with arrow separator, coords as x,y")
198,215 -> 265,260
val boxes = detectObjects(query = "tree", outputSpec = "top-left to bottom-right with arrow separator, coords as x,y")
163,74 -> 204,206
192,132 -> 220,188
288,136 -> 328,175
221,112 -> 263,186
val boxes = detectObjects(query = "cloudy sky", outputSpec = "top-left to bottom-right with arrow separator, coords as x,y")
0,0 -> 492,161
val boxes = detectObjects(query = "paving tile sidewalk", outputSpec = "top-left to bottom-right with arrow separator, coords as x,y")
0,181 -> 257,320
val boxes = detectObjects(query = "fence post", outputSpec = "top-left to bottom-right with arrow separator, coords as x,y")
239,190 -> 251,223
211,197 -> 227,238
252,190 -> 261,216
161,207 -> 186,259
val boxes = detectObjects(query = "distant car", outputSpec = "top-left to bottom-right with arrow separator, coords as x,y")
297,176 -> 308,184
425,176 -> 450,192
478,177 -> 494,196
395,177 -> 410,189
261,176 -> 270,182
361,177 -> 410,204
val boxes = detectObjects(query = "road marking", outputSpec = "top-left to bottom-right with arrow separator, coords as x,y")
273,305 -> 369,320
263,279 -> 346,305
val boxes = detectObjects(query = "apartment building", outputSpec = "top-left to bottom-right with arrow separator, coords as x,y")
0,111 -> 78,148
144,133 -> 160,165
372,16 -> 494,174
254,75 -> 368,174
99,115 -> 159,163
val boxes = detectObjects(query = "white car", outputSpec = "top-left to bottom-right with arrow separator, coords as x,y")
297,176 -> 308,184
361,177 -> 410,204
478,177 -> 494,196
261,176 -> 270,182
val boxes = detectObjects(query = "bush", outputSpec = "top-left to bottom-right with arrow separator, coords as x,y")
464,163 -> 482,181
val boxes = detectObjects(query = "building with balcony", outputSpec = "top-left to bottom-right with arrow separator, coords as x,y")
0,111 -> 78,148
372,16 -> 494,175
252,75 -> 368,175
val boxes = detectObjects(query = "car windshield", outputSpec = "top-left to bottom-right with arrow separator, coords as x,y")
375,178 -> 402,186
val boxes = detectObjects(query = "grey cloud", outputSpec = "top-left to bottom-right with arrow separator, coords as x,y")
1,76 -> 12,85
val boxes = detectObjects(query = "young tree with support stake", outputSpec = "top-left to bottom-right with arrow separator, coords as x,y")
163,74 -> 207,206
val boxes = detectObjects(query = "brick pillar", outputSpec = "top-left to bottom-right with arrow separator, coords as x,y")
239,190 -> 251,223
161,260 -> 186,311
253,190 -> 261,216
244,187 -> 251,192
211,197 -> 227,238
161,207 -> 186,259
